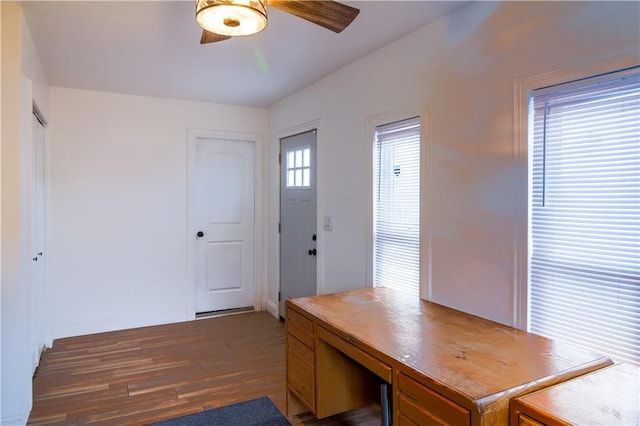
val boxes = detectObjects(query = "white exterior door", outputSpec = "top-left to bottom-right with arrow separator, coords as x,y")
194,137 -> 255,314
280,130 -> 317,316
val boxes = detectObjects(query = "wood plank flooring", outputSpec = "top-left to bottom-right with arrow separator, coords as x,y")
28,312 -> 379,425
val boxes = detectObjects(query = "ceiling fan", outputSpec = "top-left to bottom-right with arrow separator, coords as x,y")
195,0 -> 360,44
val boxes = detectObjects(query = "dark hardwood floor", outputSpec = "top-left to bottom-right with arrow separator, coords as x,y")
28,312 -> 379,425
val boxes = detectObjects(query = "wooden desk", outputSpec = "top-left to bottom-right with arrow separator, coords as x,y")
511,362 -> 640,425
285,288 -> 613,425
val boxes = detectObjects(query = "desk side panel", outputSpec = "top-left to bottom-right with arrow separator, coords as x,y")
286,303 -> 316,416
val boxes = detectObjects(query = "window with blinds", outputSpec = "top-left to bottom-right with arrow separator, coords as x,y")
529,67 -> 639,364
373,117 -> 421,296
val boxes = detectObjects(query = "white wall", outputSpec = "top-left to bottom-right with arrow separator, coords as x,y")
48,88 -> 267,338
3,1 -> 639,422
20,9 -> 49,120
267,1 -> 640,324
1,3 -> 50,424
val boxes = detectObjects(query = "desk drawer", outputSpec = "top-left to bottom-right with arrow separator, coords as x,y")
517,414 -> 545,426
398,373 -> 470,425
398,413 -> 419,425
288,333 -> 314,365
287,350 -> 315,411
317,326 -> 392,383
286,306 -> 314,349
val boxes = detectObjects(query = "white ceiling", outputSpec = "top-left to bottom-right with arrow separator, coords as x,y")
20,1 -> 470,108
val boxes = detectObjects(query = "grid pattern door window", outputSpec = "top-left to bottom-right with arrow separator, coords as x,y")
374,117 -> 421,296
286,147 -> 311,188
529,68 -> 640,364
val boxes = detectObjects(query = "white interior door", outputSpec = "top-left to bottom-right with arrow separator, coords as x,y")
31,112 -> 46,367
280,130 -> 317,316
194,137 -> 255,314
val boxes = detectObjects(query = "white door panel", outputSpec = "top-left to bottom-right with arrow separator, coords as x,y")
195,138 -> 254,313
207,153 -> 245,223
31,113 -> 47,368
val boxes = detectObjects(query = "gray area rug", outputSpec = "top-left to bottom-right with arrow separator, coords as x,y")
149,397 -> 290,426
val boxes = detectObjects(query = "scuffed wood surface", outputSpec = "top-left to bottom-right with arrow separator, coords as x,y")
289,287 -> 614,425
511,362 -> 640,425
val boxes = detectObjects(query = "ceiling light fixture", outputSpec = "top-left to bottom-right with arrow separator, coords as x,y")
196,0 -> 268,37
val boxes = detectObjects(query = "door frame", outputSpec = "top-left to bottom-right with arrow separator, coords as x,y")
187,129 -> 265,319
276,118 -> 324,318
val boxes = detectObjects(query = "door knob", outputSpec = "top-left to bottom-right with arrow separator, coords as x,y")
197,231 -> 204,238
308,249 -> 317,256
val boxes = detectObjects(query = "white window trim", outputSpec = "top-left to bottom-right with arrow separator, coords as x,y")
513,46 -> 639,330
365,107 -> 430,300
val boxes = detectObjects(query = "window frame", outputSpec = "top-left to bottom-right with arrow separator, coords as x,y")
365,108 -> 429,299
514,48 -> 639,330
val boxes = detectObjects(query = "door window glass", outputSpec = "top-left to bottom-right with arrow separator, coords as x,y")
286,147 -> 311,187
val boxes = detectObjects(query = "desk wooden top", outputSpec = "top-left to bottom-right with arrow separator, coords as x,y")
513,362 -> 640,425
288,288 -> 613,417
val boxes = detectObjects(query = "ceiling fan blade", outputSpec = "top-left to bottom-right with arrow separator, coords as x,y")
200,30 -> 231,44
269,0 -> 359,33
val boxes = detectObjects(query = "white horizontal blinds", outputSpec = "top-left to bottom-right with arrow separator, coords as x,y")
530,68 -> 640,364
374,117 -> 421,296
